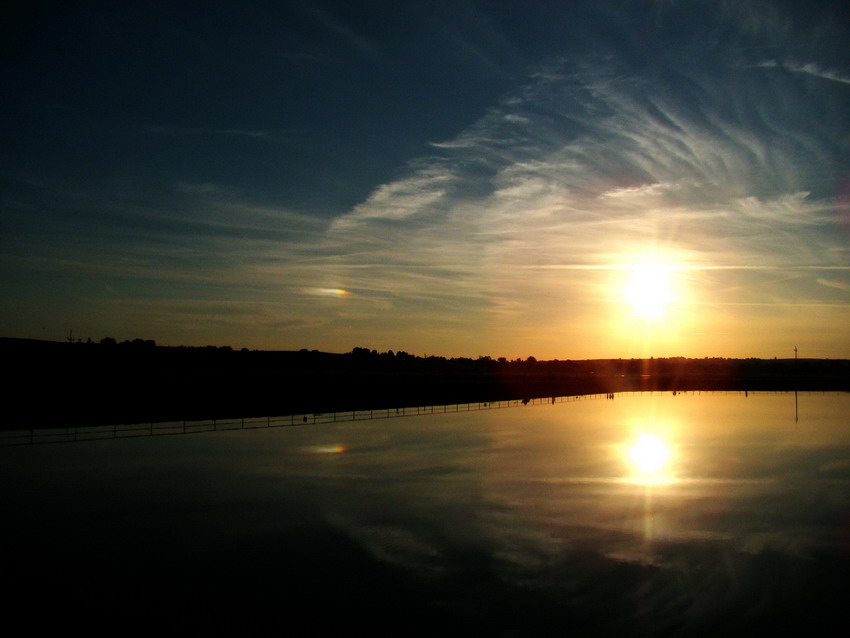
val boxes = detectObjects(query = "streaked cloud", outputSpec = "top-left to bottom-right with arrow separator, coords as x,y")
816,278 -> 850,292
785,62 -> 850,86
2,0 -> 848,357
310,10 -> 849,356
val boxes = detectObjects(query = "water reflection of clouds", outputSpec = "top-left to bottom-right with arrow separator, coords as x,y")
243,393 -> 850,574
470,394 -> 850,565
5,392 -> 850,634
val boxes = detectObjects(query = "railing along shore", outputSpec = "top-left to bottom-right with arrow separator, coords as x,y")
0,390 -> 818,447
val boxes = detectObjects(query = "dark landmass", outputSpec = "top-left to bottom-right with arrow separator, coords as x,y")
4,337 -> 849,430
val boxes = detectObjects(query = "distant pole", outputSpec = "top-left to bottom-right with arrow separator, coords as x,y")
794,346 -> 798,423
68,329 -> 73,344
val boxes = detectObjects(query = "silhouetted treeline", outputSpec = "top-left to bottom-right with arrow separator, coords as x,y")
3,337 -> 848,429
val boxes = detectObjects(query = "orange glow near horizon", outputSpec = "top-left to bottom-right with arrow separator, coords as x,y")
597,256 -> 699,357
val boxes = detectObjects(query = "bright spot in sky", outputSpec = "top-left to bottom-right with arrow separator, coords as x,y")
628,433 -> 670,474
622,264 -> 675,320
310,288 -> 350,297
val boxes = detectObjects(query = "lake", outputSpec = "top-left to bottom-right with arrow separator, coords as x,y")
2,391 -> 849,636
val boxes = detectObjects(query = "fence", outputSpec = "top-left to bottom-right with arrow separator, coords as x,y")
0,390 -> 754,446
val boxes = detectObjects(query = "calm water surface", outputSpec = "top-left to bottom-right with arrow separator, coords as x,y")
3,392 -> 849,636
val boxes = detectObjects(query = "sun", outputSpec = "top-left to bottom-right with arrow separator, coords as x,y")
628,433 -> 670,474
622,263 -> 675,320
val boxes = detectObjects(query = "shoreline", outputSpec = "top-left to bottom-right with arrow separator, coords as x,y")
4,338 -> 848,430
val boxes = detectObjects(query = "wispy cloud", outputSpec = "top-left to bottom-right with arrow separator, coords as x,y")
786,61 -> 850,85
311,32 -> 849,355
5,0 -> 847,356
297,0 -> 381,63
742,60 -> 850,85
328,54 -> 844,274
816,278 -> 850,292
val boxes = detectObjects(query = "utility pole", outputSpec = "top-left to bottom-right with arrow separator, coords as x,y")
793,346 -> 798,423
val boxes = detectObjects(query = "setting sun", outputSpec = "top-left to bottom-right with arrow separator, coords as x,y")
622,264 -> 675,320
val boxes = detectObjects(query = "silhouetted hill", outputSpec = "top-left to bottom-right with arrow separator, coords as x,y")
3,338 -> 848,429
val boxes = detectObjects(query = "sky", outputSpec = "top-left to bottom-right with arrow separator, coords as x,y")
2,0 -> 849,359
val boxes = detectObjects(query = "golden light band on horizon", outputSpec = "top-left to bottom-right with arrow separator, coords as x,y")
596,254 -> 698,357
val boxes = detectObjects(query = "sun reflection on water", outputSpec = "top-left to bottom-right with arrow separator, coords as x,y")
625,432 -> 676,485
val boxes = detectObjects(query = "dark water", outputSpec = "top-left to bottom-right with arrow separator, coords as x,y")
3,392 -> 849,636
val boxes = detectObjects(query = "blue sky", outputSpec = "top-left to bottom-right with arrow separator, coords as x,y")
2,0 -> 849,358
